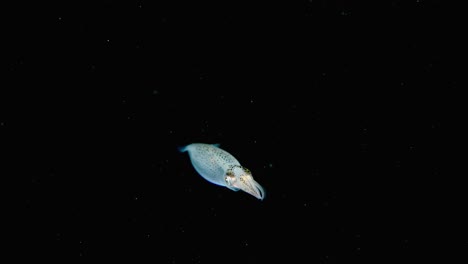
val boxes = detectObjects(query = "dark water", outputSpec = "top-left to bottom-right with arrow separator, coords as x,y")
7,1 -> 462,263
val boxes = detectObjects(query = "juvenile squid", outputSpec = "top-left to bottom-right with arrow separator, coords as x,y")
179,143 -> 265,200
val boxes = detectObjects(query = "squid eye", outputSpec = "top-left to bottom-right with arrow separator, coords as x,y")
225,176 -> 235,185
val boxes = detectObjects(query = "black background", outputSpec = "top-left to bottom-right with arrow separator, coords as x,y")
5,0 -> 462,263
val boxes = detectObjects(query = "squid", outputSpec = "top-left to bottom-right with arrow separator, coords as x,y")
178,143 -> 265,200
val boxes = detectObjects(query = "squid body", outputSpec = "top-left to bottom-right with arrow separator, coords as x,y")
178,143 -> 265,200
